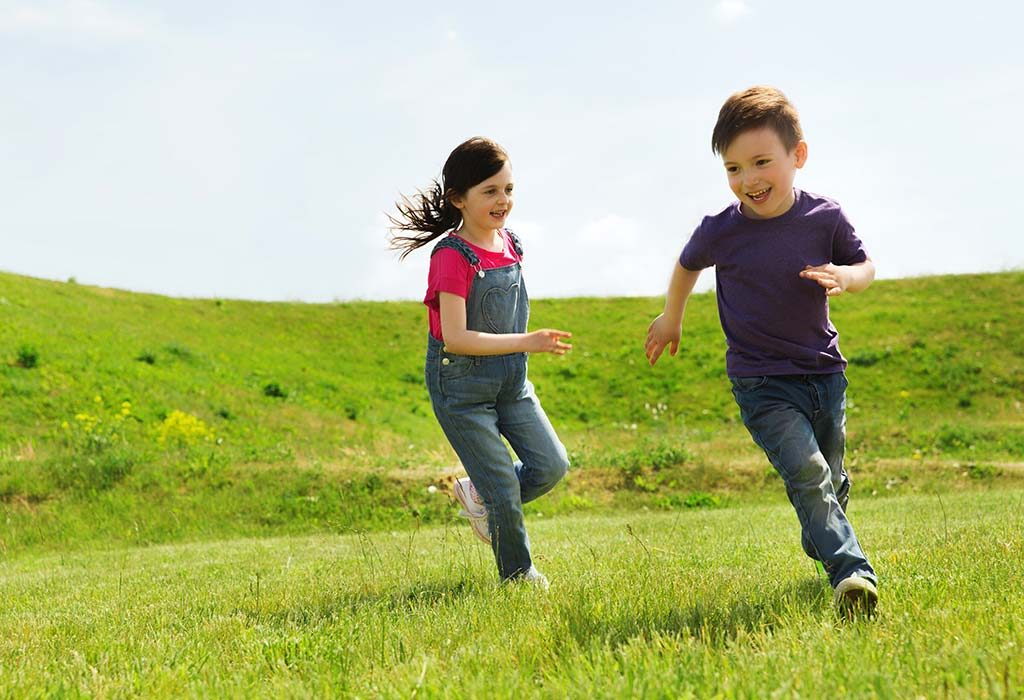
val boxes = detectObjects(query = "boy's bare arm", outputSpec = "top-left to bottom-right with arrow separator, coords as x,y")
799,258 -> 876,296
645,262 -> 702,366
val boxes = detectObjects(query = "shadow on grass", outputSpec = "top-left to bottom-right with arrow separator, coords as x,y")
556,576 -> 830,648
244,576 -> 486,626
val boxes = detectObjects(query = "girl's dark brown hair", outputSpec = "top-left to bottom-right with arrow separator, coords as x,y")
711,86 -> 803,156
389,137 -> 509,259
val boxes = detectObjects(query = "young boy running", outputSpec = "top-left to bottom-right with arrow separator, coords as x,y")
645,86 -> 878,616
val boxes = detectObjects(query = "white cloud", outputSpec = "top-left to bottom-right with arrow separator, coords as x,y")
522,214 -> 676,298
712,0 -> 751,23
577,215 -> 641,248
0,0 -> 157,41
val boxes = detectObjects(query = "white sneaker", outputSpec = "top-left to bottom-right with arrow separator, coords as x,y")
834,575 -> 878,617
464,514 -> 490,544
521,566 -> 550,591
453,476 -> 486,518
453,477 -> 490,544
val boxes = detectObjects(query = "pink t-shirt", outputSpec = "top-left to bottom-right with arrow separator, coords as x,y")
423,229 -> 523,341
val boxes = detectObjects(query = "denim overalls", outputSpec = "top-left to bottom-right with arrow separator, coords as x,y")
424,232 -> 568,581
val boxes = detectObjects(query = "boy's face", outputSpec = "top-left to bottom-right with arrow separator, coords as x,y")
722,127 -> 807,220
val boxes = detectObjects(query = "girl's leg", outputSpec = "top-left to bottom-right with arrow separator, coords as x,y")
427,355 -> 533,580
437,408 -> 533,580
498,378 -> 569,504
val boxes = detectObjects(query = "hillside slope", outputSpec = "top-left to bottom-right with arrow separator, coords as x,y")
2,270 -> 1022,554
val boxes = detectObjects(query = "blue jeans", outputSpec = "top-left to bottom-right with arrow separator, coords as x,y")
426,336 -> 568,581
730,373 -> 876,587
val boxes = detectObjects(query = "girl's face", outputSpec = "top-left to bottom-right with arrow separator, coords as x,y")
451,161 -> 514,240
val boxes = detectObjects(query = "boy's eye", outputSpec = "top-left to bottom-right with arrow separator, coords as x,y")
756,159 -> 770,166
725,166 -> 738,174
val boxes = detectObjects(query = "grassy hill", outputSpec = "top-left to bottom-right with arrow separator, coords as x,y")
1,270 -> 1022,556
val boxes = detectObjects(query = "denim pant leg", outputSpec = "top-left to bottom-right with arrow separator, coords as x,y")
796,373 -> 852,558
497,374 -> 569,505
813,373 -> 851,512
427,354 -> 533,581
731,375 -> 876,588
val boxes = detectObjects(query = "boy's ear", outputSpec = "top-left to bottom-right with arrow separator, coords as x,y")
794,140 -> 808,168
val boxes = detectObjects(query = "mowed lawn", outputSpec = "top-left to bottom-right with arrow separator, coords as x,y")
1,489 -> 1021,698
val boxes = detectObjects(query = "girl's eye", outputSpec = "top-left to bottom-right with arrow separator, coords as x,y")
757,159 -> 770,167
726,166 -> 738,174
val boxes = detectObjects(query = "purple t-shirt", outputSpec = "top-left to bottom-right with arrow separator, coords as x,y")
680,189 -> 868,377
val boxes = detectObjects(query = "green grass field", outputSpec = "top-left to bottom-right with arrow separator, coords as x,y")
1,270 -> 1023,697
1,490 -> 1021,697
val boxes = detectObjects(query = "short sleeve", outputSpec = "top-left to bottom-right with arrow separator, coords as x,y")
679,220 -> 714,271
425,248 -> 471,308
831,208 -> 868,266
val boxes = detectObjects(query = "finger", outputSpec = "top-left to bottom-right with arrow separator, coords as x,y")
550,330 -> 572,339
670,340 -> 679,356
648,343 -> 665,366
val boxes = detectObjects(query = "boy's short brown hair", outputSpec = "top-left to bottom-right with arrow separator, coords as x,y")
711,86 -> 803,156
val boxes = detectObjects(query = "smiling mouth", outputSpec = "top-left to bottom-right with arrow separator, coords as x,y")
747,188 -> 771,203
490,210 -> 507,218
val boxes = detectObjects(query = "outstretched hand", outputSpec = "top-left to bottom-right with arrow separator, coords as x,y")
526,329 -> 572,355
644,313 -> 681,366
800,263 -> 851,297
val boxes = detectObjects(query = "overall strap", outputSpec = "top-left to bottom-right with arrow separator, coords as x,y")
430,235 -> 480,265
507,230 -> 524,256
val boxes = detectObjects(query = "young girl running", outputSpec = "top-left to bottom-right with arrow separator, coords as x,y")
390,137 -> 571,588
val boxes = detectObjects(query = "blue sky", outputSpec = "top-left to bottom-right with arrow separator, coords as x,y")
2,1 -> 1021,301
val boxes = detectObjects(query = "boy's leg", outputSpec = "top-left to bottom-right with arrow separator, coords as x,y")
731,375 -> 876,588
498,377 -> 569,505
801,372 -> 851,558
812,372 -> 851,512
